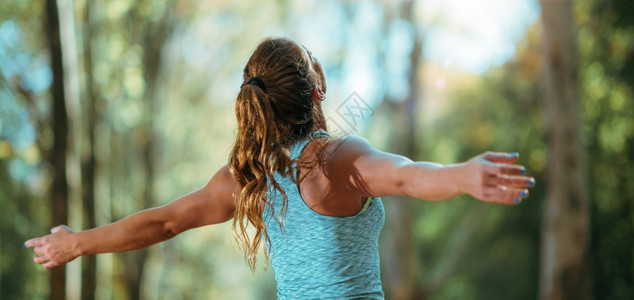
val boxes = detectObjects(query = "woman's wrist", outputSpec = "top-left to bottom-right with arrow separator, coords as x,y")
70,231 -> 86,257
445,163 -> 468,198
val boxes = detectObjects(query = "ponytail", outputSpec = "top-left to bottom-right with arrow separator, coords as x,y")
230,82 -> 294,271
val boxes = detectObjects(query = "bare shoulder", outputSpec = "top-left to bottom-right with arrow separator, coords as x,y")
203,164 -> 239,207
205,164 -> 234,186
319,134 -> 379,180
217,164 -> 235,183
321,134 -> 413,197
323,134 -> 375,162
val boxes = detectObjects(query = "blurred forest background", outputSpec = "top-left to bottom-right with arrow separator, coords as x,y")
1,0 -> 632,299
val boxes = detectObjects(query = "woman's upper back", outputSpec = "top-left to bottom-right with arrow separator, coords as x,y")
295,132 -> 372,217
263,131 -> 385,299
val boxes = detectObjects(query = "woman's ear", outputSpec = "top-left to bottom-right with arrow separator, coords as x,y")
312,86 -> 325,103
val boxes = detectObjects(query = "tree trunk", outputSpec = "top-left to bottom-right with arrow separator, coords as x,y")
45,0 -> 69,299
118,6 -> 172,298
382,2 -> 424,299
539,1 -> 592,299
80,0 -> 98,298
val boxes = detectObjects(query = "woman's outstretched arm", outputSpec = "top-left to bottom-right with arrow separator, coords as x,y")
24,165 -> 237,269
327,136 -> 535,204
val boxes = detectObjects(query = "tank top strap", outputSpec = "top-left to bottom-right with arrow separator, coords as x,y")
311,129 -> 330,139
289,130 -> 330,160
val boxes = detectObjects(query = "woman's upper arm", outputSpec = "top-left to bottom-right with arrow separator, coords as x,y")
326,136 -> 412,198
162,165 -> 238,234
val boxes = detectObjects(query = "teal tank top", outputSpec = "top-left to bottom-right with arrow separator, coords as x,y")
263,131 -> 386,299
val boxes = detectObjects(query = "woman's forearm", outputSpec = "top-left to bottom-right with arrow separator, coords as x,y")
395,152 -> 534,204
397,161 -> 465,201
73,207 -> 176,256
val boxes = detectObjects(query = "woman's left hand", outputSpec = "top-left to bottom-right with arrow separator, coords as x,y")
459,152 -> 536,205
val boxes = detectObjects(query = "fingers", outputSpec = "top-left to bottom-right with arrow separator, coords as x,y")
470,151 -> 535,205
43,261 -> 59,269
26,224 -> 71,248
24,237 -> 45,249
483,187 -> 530,205
480,172 -> 534,205
26,226 -> 75,269
31,244 -> 49,265
24,240 -> 35,249
34,255 -> 49,265
34,255 -> 60,269
31,244 -> 63,269
487,174 -> 536,189
483,163 -> 526,176
34,246 -> 46,256
483,152 -> 520,164
50,225 -> 69,234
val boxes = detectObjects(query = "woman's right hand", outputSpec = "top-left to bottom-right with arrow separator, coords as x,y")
25,225 -> 79,269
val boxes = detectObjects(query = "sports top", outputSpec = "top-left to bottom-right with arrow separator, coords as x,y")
263,131 -> 386,299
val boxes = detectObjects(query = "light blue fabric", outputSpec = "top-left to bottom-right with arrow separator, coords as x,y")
263,131 -> 386,299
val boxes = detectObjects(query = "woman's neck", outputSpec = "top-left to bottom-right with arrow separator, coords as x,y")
312,103 -> 328,132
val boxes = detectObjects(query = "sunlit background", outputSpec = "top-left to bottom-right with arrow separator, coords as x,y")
1,0 -> 632,299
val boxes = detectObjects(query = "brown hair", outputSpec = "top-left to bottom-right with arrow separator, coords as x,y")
229,37 -> 317,271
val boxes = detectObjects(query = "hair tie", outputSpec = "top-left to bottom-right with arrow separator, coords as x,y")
247,77 -> 266,92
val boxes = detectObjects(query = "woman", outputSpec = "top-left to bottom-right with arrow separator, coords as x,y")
25,37 -> 535,299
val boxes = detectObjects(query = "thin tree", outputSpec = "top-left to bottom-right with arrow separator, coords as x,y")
381,1 -> 424,299
80,0 -> 100,297
539,1 -> 592,299
45,0 -> 69,299
116,3 -> 174,298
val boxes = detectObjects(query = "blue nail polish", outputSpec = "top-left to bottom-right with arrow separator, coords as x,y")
510,152 -> 519,157
521,191 -> 528,198
520,168 -> 526,174
514,198 -> 521,204
527,179 -> 535,187
24,243 -> 27,248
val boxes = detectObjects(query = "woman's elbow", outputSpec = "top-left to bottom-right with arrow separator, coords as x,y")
163,222 -> 180,238
154,208 -> 186,239
392,163 -> 420,198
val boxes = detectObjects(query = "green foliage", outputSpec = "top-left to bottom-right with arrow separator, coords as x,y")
417,1 -> 634,299
0,2 -> 52,298
418,24 -> 544,299
580,1 -> 634,299
0,161 -> 49,299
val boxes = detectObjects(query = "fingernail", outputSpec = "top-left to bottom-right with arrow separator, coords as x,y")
510,152 -> 519,157
24,243 -> 27,248
527,179 -> 535,187
521,190 -> 528,198
520,167 -> 526,174
514,198 -> 521,204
